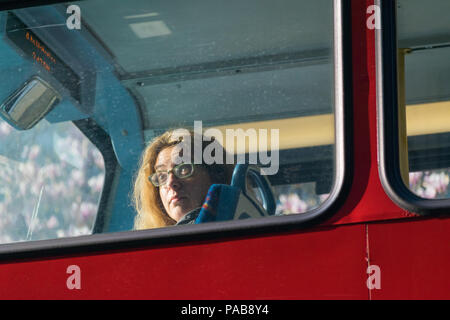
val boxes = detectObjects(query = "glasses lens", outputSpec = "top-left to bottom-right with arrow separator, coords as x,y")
174,163 -> 194,178
149,172 -> 167,186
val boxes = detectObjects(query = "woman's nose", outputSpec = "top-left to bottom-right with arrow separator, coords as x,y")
165,171 -> 181,190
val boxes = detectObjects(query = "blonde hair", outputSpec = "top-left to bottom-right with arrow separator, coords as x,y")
132,129 -> 233,230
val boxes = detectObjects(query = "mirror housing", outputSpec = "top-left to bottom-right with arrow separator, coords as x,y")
0,76 -> 61,130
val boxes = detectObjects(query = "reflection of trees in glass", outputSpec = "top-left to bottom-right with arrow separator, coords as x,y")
0,119 -> 105,244
275,168 -> 450,213
273,182 -> 328,215
409,169 -> 450,199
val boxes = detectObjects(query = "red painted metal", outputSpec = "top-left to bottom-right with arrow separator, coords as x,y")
0,224 -> 368,299
0,0 -> 448,300
368,217 -> 450,300
327,0 -> 409,226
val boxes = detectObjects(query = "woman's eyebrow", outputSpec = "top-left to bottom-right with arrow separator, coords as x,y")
154,164 -> 167,171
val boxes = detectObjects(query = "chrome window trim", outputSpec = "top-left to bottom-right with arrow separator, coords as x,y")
376,0 -> 450,215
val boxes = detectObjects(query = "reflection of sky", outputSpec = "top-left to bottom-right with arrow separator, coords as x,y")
0,118 -> 53,162
53,130 -> 83,169
0,119 -> 28,162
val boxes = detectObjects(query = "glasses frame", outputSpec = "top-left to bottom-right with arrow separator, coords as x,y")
148,163 -> 195,187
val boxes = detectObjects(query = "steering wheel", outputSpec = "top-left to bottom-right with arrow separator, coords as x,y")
195,164 -> 276,224
231,164 -> 276,216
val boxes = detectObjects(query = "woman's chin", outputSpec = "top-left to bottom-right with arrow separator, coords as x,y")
169,206 -> 193,222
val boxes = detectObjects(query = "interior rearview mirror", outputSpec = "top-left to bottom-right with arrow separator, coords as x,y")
0,76 -> 61,130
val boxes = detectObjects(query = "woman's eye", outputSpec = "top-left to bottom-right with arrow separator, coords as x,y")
157,173 -> 167,181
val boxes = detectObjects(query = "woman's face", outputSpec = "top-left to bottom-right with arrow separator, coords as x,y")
155,146 -> 212,222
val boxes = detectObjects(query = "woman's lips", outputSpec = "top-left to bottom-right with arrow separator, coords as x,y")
170,195 -> 185,205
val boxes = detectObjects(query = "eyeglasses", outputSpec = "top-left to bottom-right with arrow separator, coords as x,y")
148,163 -> 195,187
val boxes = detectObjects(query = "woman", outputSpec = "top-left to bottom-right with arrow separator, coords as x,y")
132,129 -> 233,229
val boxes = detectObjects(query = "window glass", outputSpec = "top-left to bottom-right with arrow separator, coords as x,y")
0,0 -> 336,237
397,0 -> 450,199
0,118 -> 105,243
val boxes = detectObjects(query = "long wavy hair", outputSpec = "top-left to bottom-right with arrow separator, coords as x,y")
132,129 -> 233,230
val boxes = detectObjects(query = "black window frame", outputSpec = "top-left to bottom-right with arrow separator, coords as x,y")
376,0 -> 450,215
0,0 -> 353,261
72,118 -> 118,234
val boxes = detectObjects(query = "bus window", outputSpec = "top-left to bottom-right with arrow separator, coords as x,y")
0,0 -> 344,242
0,118 -> 105,244
397,0 -> 450,200
104,0 -> 337,227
